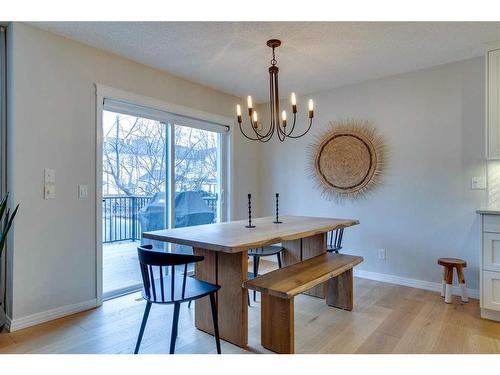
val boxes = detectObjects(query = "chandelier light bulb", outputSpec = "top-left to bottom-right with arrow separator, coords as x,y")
308,99 -> 314,119
282,110 -> 287,121
253,111 -> 258,122
236,104 -> 242,123
291,93 -> 296,106
247,96 -> 253,109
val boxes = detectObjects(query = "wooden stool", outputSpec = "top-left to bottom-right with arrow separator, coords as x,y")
437,258 -> 468,304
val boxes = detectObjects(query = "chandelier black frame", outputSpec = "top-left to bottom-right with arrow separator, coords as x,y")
236,39 -> 314,143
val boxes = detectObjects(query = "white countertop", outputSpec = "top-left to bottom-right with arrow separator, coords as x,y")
477,208 -> 500,215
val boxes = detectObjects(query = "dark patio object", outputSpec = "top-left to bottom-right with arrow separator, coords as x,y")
174,191 -> 215,228
139,191 -> 215,250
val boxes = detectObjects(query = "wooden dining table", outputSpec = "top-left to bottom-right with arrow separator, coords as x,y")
143,215 -> 359,348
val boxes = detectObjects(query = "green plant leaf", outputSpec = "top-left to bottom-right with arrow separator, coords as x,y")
0,192 -> 8,222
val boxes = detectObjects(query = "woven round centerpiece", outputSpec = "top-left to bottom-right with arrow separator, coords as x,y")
308,119 -> 386,200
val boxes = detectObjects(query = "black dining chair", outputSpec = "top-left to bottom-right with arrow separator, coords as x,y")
248,245 -> 283,302
134,244 -> 221,354
327,227 -> 345,253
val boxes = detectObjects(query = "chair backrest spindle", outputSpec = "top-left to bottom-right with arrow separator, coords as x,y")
159,265 -> 165,302
182,263 -> 188,299
149,265 -> 157,302
171,265 -> 175,301
329,227 -> 345,252
137,244 -> 205,303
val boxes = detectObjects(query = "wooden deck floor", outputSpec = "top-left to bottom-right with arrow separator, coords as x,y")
1,269 -> 500,354
103,241 -> 142,295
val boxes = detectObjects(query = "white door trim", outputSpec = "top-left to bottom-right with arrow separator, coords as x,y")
95,85 -> 104,306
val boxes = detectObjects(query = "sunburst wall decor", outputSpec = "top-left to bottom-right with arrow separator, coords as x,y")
307,119 -> 387,200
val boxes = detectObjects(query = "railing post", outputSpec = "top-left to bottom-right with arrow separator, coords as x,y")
131,196 -> 137,242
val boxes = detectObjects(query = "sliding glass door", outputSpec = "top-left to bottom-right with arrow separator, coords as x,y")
172,124 -> 224,256
101,101 -> 228,300
102,111 -> 170,298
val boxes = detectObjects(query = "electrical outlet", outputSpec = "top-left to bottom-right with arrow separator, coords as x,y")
377,248 -> 386,260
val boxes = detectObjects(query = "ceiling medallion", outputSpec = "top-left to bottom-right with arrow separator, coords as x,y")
236,39 -> 315,142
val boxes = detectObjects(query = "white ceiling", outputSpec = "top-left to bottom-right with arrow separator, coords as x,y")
32,22 -> 500,102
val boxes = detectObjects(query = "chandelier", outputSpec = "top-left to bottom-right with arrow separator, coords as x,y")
236,39 -> 314,143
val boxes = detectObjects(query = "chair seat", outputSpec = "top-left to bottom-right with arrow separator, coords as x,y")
438,258 -> 467,268
326,244 -> 342,252
142,275 -> 220,304
248,245 -> 283,257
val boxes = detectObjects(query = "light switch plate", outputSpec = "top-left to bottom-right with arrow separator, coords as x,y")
44,168 -> 56,199
44,168 -> 55,184
44,184 -> 56,199
78,184 -> 88,199
471,176 -> 487,190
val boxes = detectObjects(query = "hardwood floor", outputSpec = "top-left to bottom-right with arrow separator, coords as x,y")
1,265 -> 500,354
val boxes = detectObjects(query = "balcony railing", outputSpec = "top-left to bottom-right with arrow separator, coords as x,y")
102,196 -> 152,243
102,194 -> 218,244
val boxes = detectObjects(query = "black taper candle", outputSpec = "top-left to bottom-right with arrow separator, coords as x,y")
273,192 -> 283,224
245,193 -> 255,228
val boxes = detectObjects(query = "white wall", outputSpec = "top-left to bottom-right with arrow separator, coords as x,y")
6,23 -> 260,323
258,57 -> 486,290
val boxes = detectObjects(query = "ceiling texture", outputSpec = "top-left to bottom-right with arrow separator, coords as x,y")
33,22 -> 500,102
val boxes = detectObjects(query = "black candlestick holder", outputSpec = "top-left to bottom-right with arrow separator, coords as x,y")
245,193 -> 256,228
273,192 -> 283,224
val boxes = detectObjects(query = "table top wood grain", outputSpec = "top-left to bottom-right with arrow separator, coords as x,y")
142,215 -> 359,253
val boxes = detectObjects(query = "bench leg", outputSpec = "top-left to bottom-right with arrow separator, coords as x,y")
261,294 -> 294,354
326,268 -> 354,311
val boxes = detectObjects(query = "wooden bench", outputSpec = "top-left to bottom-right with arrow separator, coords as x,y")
243,253 -> 363,354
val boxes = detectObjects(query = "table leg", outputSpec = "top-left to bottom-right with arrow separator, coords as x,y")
281,233 -> 327,298
193,247 -> 248,348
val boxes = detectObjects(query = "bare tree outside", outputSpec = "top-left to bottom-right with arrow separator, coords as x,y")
102,112 -> 218,197
103,112 -> 167,196
174,125 -> 218,195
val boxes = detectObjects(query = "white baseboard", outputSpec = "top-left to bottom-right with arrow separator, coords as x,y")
353,269 -> 480,300
481,308 -> 500,321
6,299 -> 98,332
